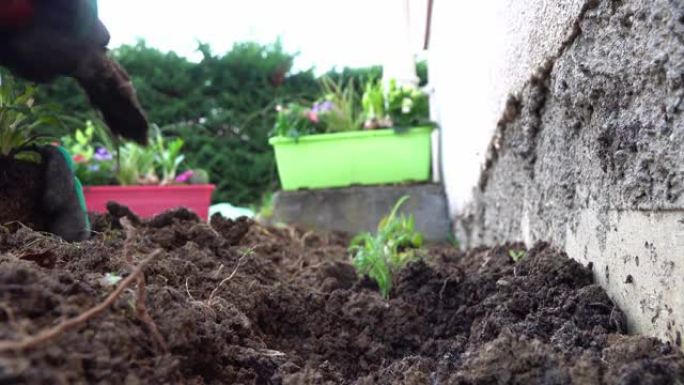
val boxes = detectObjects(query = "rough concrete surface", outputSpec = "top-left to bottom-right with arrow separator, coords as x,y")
428,0 -> 587,214
272,184 -> 451,242
456,0 -> 684,349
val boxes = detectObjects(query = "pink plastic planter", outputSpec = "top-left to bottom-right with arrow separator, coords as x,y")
83,185 -> 215,221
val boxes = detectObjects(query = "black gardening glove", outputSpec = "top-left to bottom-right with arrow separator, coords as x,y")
38,145 -> 91,242
0,0 -> 148,144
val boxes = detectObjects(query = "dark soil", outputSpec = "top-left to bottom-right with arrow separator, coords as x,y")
0,207 -> 682,384
0,157 -> 46,232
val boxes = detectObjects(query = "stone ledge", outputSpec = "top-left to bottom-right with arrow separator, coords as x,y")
272,184 -> 451,242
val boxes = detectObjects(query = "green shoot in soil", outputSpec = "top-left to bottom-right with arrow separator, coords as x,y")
509,249 -> 526,263
350,195 -> 424,299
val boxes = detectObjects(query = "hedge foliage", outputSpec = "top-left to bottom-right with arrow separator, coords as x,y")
25,40 -> 428,205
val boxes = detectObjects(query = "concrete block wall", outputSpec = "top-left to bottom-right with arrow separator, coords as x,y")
430,0 -> 684,349
272,184 -> 452,242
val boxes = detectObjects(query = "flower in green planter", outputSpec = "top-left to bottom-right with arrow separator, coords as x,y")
316,76 -> 364,132
270,77 -> 435,140
273,102 -> 318,139
308,100 -> 333,125
386,80 -> 430,129
307,110 -> 319,123
360,78 -> 432,131
401,97 -> 414,114
312,100 -> 333,114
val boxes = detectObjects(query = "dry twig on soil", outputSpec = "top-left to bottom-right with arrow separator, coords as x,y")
207,248 -> 253,305
0,250 -> 160,352
120,218 -> 168,352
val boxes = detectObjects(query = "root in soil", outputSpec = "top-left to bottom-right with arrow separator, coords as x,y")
0,207 -> 682,384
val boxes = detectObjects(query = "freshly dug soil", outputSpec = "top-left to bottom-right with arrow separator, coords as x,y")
0,207 -> 682,384
0,157 -> 46,232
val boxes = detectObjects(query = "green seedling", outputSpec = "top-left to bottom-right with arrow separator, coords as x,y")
509,249 -> 526,263
350,195 -> 424,298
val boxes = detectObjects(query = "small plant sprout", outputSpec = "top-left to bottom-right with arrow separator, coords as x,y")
509,249 -> 526,263
350,195 -> 424,299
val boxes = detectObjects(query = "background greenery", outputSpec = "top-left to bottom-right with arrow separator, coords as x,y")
21,40 -> 428,206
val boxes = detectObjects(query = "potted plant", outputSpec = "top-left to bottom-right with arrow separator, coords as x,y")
62,122 -> 215,220
268,77 -> 435,190
0,74 -> 59,229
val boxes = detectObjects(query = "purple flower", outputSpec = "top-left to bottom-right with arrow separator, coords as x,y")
175,170 -> 194,183
312,100 -> 333,114
93,147 -> 113,161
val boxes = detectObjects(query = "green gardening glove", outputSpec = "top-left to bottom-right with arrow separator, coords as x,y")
38,145 -> 91,242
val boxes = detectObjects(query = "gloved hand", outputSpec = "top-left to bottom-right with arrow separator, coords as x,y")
37,144 -> 91,242
0,0 -> 149,144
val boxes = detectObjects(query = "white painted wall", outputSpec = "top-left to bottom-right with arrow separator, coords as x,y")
426,0 -> 587,217
381,0 -> 586,219
426,1 -> 505,217
381,0 -> 421,88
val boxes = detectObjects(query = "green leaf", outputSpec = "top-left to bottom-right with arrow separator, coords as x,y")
349,195 -> 424,300
0,74 -> 60,157
75,129 -> 87,144
509,249 -> 526,263
411,232 -> 424,248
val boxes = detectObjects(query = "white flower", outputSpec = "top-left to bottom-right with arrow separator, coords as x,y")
401,97 -> 414,114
